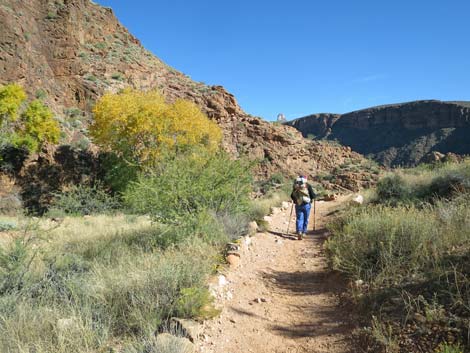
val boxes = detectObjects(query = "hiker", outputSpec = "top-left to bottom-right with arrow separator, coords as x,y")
290,175 -> 316,240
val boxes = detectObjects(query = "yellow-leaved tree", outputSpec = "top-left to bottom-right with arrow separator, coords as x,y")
0,83 -> 60,152
90,89 -> 222,165
0,83 -> 27,122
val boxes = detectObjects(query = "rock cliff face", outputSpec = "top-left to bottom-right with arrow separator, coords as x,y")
0,0 -> 378,212
287,100 -> 470,166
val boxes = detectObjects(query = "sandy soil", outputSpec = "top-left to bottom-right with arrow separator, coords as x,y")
197,197 -> 356,353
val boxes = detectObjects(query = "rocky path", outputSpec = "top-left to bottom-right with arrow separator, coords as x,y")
197,197 -> 355,353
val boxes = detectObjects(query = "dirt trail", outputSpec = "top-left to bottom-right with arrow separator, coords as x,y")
197,197 -> 356,353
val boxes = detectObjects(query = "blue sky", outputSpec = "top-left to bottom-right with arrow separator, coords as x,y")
95,0 -> 470,121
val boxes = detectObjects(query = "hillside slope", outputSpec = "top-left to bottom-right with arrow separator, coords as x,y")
287,100 -> 470,166
0,0 -> 379,213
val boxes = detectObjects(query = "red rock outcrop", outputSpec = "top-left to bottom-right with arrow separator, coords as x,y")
0,0 -> 377,190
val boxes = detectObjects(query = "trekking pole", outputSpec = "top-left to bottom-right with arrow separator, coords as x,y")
285,202 -> 294,236
313,199 -> 316,231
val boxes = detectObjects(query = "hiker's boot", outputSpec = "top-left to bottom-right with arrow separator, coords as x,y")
296,231 -> 302,240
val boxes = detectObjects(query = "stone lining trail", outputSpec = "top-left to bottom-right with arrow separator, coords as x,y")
197,196 -> 356,353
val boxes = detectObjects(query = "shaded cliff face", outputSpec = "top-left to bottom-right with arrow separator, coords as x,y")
287,100 -> 470,167
0,0 -> 378,200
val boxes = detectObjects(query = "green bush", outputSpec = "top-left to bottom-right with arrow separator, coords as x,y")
98,152 -> 139,193
49,183 -> 120,216
436,343 -> 463,353
0,238 -> 33,295
125,152 -> 252,224
376,174 -> 409,203
0,220 -> 17,232
327,205 -> 440,286
175,286 -> 218,319
374,159 -> 470,205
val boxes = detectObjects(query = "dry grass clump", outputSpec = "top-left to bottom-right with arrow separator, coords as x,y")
0,215 -> 217,353
326,160 -> 470,352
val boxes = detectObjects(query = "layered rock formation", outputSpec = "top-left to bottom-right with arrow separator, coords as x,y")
287,100 -> 470,166
0,0 -> 379,211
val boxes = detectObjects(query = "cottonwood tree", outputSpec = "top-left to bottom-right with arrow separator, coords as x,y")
90,89 -> 222,166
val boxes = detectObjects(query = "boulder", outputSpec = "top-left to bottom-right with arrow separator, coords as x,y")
323,194 -> 337,202
247,221 -> 258,235
226,253 -> 241,268
352,194 -> 364,205
169,318 -> 201,343
263,215 -> 272,222
218,275 -> 228,287
443,152 -> 461,163
281,201 -> 290,210
226,242 -> 240,252
244,236 -> 252,247
421,151 -> 445,164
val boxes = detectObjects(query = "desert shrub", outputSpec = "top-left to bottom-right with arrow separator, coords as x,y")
122,335 -> 194,353
98,152 -> 139,193
326,189 -> 470,351
255,172 -> 285,193
374,159 -> 470,205
0,238 -> 35,295
436,343 -> 463,353
111,72 -> 124,81
175,286 -> 218,319
124,151 -> 252,225
327,205 -> 440,286
0,216 -> 218,352
376,174 -> 409,203
249,188 -> 290,222
49,183 -> 120,216
91,247 -> 213,336
0,219 -> 17,232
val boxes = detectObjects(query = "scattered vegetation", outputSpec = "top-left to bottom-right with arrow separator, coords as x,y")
0,219 -> 17,232
0,79 -> 328,352
0,215 -> 217,353
49,183 -> 121,216
326,159 -> 470,352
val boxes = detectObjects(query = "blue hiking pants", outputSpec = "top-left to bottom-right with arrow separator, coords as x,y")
295,202 -> 311,234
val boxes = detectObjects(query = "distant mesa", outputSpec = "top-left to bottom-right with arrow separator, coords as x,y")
286,100 -> 470,167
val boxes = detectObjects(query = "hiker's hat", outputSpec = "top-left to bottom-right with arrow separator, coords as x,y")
296,176 -> 307,185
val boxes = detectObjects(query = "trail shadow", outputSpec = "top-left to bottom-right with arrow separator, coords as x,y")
261,268 -> 344,297
261,229 -> 356,351
267,230 -> 298,241
304,227 -> 329,239
228,306 -> 262,319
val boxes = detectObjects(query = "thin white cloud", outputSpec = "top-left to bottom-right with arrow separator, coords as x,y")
350,73 -> 388,84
